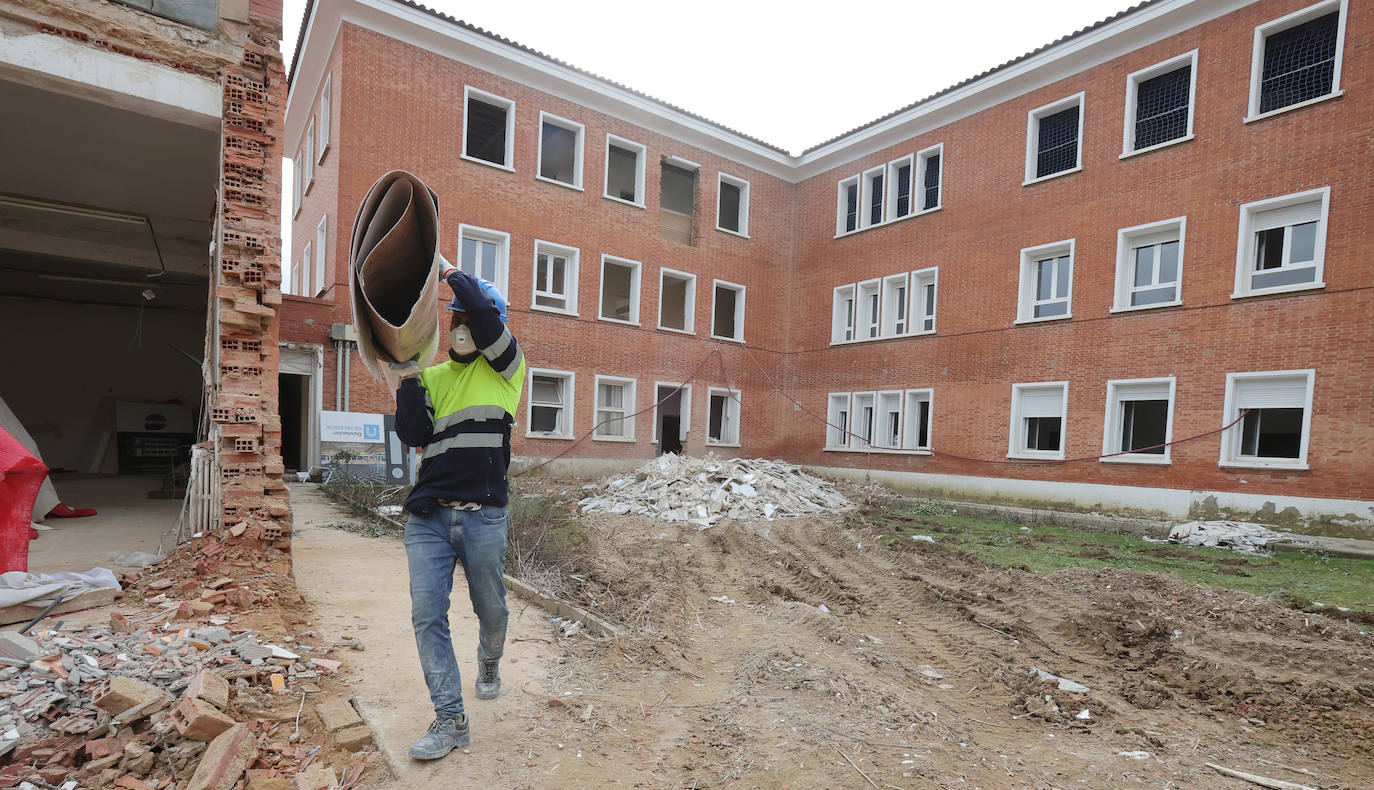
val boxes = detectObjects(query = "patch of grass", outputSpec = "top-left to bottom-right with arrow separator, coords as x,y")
862,500 -> 1374,617
317,520 -> 399,539
507,485 -> 590,597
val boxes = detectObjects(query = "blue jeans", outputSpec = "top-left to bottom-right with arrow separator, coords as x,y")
403,505 -> 509,719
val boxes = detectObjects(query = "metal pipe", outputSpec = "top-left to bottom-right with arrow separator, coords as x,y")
343,343 -> 351,412
335,340 -> 343,411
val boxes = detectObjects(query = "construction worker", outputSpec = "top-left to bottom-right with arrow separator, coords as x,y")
390,266 -> 525,761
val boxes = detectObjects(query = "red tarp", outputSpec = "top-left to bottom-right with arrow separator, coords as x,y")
0,427 -> 46,573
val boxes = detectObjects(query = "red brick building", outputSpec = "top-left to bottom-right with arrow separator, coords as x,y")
283,0 -> 1373,530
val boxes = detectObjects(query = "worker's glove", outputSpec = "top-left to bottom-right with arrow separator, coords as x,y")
437,254 -> 459,281
387,354 -> 423,379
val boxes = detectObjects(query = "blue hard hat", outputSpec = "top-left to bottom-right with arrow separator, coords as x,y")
445,277 -> 508,323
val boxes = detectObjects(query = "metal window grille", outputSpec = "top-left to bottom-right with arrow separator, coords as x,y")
1134,66 -> 1191,149
922,154 -> 941,210
868,174 -> 884,225
1035,107 -> 1079,178
845,184 -> 858,232
895,165 -> 912,217
1260,12 -> 1339,114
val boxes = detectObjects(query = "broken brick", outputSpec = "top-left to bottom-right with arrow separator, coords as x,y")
186,724 -> 257,790
172,696 -> 237,742
93,677 -> 168,715
185,669 -> 232,711
332,724 -> 373,752
313,698 -> 362,732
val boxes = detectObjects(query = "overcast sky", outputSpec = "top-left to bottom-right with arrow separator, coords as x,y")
279,0 -> 1135,258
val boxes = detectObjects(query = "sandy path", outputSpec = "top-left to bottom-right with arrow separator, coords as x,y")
289,484 -> 564,787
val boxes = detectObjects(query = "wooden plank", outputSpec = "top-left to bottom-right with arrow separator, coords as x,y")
0,588 -> 118,627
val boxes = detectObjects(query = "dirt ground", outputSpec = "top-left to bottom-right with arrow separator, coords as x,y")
295,483 -> 1374,789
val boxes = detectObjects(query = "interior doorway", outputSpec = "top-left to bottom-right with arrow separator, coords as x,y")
278,346 -> 320,475
654,383 -> 690,456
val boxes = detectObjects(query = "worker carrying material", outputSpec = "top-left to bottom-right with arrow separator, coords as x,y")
349,170 -> 525,763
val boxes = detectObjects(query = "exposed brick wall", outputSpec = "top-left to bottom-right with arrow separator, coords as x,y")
285,0 -> 1372,504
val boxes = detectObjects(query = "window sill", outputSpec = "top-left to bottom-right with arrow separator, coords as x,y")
603,194 -> 645,209
828,328 -> 936,346
1014,313 -> 1073,325
1119,134 -> 1193,160
824,447 -> 932,456
598,317 -> 642,327
530,305 -> 578,318
1109,299 -> 1182,314
524,432 -> 574,441
709,334 -> 745,344
705,441 -> 741,448
1007,451 -> 1064,461
460,153 -> 515,173
592,435 -> 636,443
1022,165 -> 1082,187
1230,281 -> 1324,300
1244,90 -> 1343,124
535,174 -> 584,192
1219,459 -> 1309,471
832,205 -> 941,239
1100,454 -> 1171,465
657,325 -> 695,336
715,225 -> 749,239
317,143 -> 330,165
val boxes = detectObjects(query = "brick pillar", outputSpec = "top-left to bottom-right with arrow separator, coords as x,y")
207,1 -> 290,548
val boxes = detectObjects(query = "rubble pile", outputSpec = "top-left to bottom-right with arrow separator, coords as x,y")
1167,520 -> 1316,554
0,536 -> 372,790
578,454 -> 852,528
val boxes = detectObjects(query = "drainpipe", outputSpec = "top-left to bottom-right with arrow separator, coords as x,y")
334,340 -> 343,411
343,342 -> 351,412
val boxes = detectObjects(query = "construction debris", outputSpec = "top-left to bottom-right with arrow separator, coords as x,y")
578,454 -> 852,528
1167,521 -> 1316,554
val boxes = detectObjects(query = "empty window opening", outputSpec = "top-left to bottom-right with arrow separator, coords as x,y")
904,390 -> 932,450
1121,400 -> 1168,454
659,269 -> 695,332
539,115 -> 582,186
464,92 -> 512,167
1133,65 -> 1191,150
717,174 -> 748,235
707,390 -> 740,445
1259,11 -> 1340,115
711,281 -> 745,341
827,393 -> 851,448
599,256 -> 641,324
1240,408 -> 1304,459
654,384 -> 688,455
1026,417 -> 1062,452
659,161 -> 695,244
605,137 -> 645,204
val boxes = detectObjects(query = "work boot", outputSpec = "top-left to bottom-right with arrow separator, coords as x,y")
475,658 -> 501,700
408,714 -> 469,760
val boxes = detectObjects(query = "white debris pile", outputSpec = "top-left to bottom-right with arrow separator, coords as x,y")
578,454 -> 852,528
1167,520 -> 1315,554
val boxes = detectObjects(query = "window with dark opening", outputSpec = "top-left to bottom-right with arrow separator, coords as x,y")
1240,408 -> 1304,458
1025,417 -> 1062,452
606,143 -> 641,203
465,96 -> 509,166
718,179 -> 743,233
1035,106 -> 1080,178
707,391 -> 739,444
659,162 -> 695,244
539,121 -> 578,184
1133,65 -> 1191,150
1259,12 -> 1339,114
894,163 -> 912,218
922,154 -> 941,210
1120,400 -> 1168,454
712,282 -> 743,340
868,173 -> 884,225
844,182 -> 859,232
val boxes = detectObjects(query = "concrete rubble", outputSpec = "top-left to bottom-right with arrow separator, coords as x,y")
1167,520 -> 1317,554
577,454 -> 852,528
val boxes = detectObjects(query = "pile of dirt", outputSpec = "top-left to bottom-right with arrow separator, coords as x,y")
577,454 -> 851,527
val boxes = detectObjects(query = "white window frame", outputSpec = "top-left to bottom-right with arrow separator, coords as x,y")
300,240 -> 312,298
461,86 -> 516,171
835,175 -> 860,236
1121,50 -> 1197,158
912,267 -> 938,334
874,390 -> 903,449
592,375 -> 636,442
1245,0 -> 1348,123
1232,187 -> 1329,299
1112,217 -> 1186,312
880,273 -> 909,337
715,172 -> 750,237
285,258 -> 297,296
916,144 -> 943,213
652,381 -> 692,444
531,239 -> 579,316
597,254 -> 642,325
292,148 -> 302,217
1102,377 -> 1176,465
860,165 -> 885,228
885,154 -> 915,221
1008,382 -> 1069,460
318,72 -> 331,162
1024,92 -> 1085,185
850,392 -> 876,449
903,388 -> 933,452
825,392 -> 852,449
831,284 -> 856,344
657,267 -> 696,334
1219,369 -> 1315,469
856,279 -> 880,340
603,134 -> 646,208
456,223 -> 511,298
705,387 -> 741,447
709,279 -> 746,342
314,215 -> 327,297
536,111 -> 584,191
302,121 -> 315,194
1016,239 -> 1075,323
526,369 -> 575,440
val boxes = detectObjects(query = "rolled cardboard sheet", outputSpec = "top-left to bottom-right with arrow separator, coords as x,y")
348,170 -> 442,386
